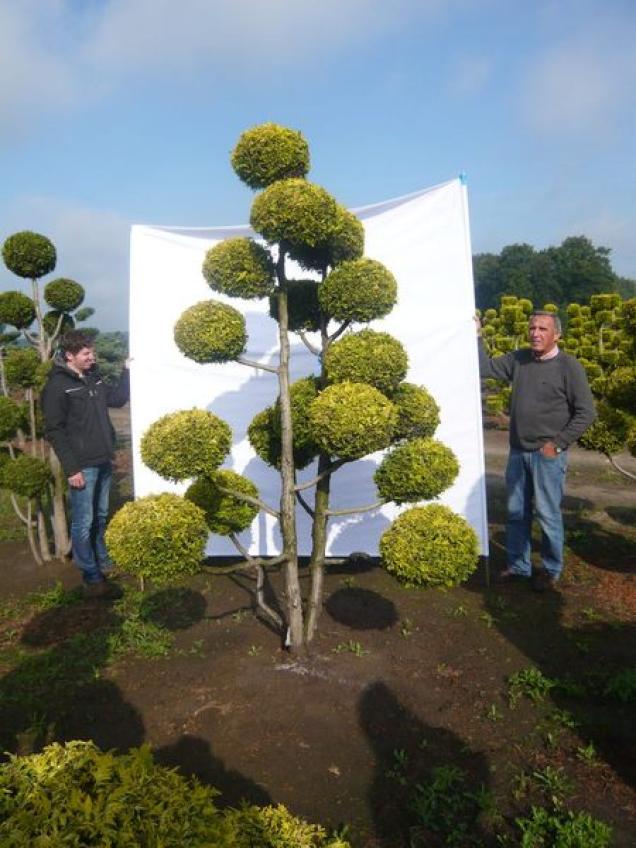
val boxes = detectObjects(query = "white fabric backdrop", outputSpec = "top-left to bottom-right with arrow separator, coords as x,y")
129,177 -> 488,556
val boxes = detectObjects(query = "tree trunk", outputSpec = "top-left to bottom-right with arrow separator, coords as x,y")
49,449 -> 71,558
305,452 -> 331,642
276,281 -> 304,650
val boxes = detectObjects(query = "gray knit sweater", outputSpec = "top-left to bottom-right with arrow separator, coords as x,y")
478,339 -> 597,450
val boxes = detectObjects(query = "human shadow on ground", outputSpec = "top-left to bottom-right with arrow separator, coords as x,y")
155,733 -> 272,809
0,592 -> 144,756
358,681 -> 491,846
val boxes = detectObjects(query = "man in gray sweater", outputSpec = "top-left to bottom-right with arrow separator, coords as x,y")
477,311 -> 596,591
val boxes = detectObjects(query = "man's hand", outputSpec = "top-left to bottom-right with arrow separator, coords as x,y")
68,472 -> 85,489
540,441 -> 559,458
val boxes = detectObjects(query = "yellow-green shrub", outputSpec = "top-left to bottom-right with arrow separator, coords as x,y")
318,258 -> 397,323
174,300 -> 246,363
3,348 -> 40,389
141,409 -> 231,481
0,396 -> 23,441
374,438 -> 459,504
185,470 -> 259,535
391,383 -> 440,441
250,179 -> 338,251
325,329 -> 408,396
380,504 -> 479,588
202,238 -> 275,299
309,382 -> 397,459
0,454 -> 53,498
270,280 -> 321,332
106,493 -> 208,585
231,122 -> 310,189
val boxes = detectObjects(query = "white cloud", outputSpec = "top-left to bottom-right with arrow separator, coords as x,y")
0,196 -> 131,330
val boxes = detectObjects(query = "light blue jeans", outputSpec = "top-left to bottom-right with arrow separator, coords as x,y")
69,463 -> 113,585
505,448 -> 568,579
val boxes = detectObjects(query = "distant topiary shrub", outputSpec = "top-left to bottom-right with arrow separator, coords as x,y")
269,279 -> 321,332
380,504 -> 479,587
174,300 -> 246,363
185,470 -> 259,535
231,123 -> 310,189
628,425 -> 636,458
309,382 -> 397,459
0,454 -> 53,498
141,409 -> 231,481
325,329 -> 408,396
2,231 -> 56,279
604,366 -> 636,414
250,179 -> 338,250
318,259 -> 397,323
374,438 -> 459,504
0,396 -> 24,440
0,740 -> 350,848
106,493 -> 208,585
202,238 -> 275,299
3,347 -> 40,389
42,310 -> 75,336
391,383 -> 440,441
44,277 -> 85,311
579,403 -> 632,456
0,291 -> 36,329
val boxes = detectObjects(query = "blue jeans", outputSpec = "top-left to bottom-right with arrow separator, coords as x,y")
69,463 -> 113,585
505,448 -> 568,579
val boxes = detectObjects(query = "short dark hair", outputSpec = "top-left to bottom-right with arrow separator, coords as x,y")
530,311 -> 562,334
59,330 -> 95,357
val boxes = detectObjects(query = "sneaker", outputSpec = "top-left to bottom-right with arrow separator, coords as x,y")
497,568 -> 530,584
532,570 -> 558,593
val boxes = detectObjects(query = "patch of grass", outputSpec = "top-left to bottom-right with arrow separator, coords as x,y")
332,640 -> 368,657
576,742 -> 599,766
0,491 -> 26,542
603,667 -> 636,702
484,703 -> 503,722
26,581 -> 83,612
447,604 -> 469,618
399,618 -> 415,638
508,667 -> 555,708
385,749 -> 409,785
247,644 -> 262,656
110,590 -> 174,658
409,766 -> 488,847
513,805 -> 611,847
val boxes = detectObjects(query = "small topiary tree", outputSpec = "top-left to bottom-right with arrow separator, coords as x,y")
116,123 -> 479,650
0,232 -> 98,564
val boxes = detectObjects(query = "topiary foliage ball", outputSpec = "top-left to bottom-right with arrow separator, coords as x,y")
231,123 -> 310,189
106,493 -> 208,586
330,205 -> 365,265
392,383 -> 440,441
248,407 -> 281,468
309,382 -> 397,460
185,469 -> 259,535
43,278 -> 85,312
174,300 -> 246,363
3,347 -> 41,389
250,179 -> 338,250
0,396 -> 24,441
247,381 -> 320,471
604,366 -> 636,414
319,258 -> 397,323
42,310 -> 75,337
374,438 -> 459,504
141,409 -> 232,481
325,330 -> 408,396
2,231 -> 56,279
579,402 -> 632,456
269,280 -> 321,332
380,504 -> 479,588
0,291 -> 36,329
202,238 -> 275,299
1,454 -> 53,498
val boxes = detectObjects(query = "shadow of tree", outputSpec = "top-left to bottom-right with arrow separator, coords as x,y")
325,588 -> 398,631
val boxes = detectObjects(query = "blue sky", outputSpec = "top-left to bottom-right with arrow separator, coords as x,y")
1,0 -> 634,330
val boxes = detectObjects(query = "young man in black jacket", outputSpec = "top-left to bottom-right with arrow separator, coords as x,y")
42,330 -> 130,594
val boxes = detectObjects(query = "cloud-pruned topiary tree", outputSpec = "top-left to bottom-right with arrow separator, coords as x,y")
115,123 -> 478,650
0,231 -> 97,563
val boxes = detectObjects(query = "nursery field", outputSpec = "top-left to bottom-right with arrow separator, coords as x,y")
0,408 -> 635,846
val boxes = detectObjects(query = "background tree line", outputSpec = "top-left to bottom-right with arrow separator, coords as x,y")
473,236 -> 636,312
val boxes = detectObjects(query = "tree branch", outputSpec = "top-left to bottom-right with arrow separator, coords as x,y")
294,458 -> 348,492
326,500 -> 385,517
215,484 -> 280,519
298,330 -> 321,356
329,320 -> 351,343
295,491 -> 315,518
236,355 -> 279,374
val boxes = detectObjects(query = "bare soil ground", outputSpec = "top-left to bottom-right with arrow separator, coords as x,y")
1,411 -> 635,845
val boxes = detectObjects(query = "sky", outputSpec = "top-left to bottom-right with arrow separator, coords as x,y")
1,0 -> 635,330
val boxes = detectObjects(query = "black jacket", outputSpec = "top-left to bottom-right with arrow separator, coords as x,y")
41,361 -> 130,477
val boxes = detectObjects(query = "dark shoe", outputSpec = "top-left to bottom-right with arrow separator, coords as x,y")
532,570 -> 558,593
83,580 -> 108,598
497,568 -> 531,584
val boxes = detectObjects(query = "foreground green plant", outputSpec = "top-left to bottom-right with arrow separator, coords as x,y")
0,740 -> 350,847
508,667 -> 556,707
513,804 -> 612,847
